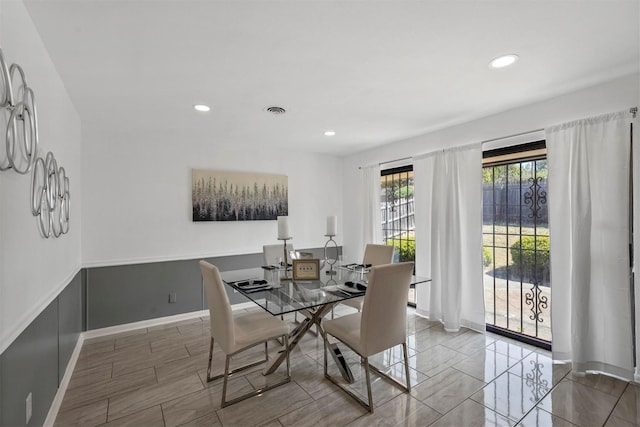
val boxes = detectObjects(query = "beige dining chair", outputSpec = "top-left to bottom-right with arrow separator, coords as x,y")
263,243 -> 294,266
322,262 -> 414,413
263,243 -> 303,323
199,260 -> 291,408
339,243 -> 395,313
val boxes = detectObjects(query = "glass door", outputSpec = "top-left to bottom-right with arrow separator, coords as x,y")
483,142 -> 551,349
380,166 -> 416,305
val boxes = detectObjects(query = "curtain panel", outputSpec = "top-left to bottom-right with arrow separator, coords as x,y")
546,110 -> 634,379
361,164 -> 382,252
414,144 -> 485,332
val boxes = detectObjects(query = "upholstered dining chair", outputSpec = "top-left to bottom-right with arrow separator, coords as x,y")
263,243 -> 294,267
323,262 -> 414,413
263,243 -> 301,322
199,260 -> 291,408
339,243 -> 395,313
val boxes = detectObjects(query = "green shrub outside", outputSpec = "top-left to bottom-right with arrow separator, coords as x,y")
386,240 -> 492,266
510,236 -> 550,279
482,247 -> 493,268
386,239 -> 416,262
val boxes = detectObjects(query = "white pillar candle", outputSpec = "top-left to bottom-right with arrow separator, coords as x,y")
277,216 -> 290,239
326,215 -> 337,236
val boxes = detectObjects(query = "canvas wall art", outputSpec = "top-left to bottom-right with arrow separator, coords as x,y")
192,169 -> 288,221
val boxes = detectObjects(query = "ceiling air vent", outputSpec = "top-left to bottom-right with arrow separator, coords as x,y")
265,106 -> 286,115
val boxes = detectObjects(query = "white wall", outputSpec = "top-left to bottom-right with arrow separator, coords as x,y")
81,128 -> 344,266
0,1 -> 82,354
341,73 -> 640,263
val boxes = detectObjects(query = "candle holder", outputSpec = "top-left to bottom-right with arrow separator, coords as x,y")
324,234 -> 338,275
278,237 -> 293,281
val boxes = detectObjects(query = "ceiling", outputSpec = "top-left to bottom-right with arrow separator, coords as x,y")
22,0 -> 639,156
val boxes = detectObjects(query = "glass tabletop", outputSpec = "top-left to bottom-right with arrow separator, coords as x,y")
221,263 -> 429,316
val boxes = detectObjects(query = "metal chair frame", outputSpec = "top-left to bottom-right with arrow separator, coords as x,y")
323,337 -> 410,413
207,334 -> 291,408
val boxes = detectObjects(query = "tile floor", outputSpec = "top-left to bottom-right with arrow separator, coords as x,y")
54,307 -> 639,427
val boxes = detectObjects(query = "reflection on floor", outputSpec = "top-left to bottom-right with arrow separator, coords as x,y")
54,307 -> 638,427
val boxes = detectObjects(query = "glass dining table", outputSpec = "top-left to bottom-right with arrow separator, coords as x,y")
221,262 -> 429,383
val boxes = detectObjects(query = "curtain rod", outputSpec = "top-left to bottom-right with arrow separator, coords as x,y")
358,107 -> 638,169
358,156 -> 411,170
480,128 -> 544,146
358,129 -> 543,169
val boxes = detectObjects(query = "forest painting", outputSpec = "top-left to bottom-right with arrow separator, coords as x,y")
192,169 -> 288,221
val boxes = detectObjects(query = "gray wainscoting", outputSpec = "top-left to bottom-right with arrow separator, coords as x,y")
85,247 -> 334,330
0,271 -> 84,427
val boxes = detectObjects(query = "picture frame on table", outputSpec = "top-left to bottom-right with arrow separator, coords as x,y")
292,259 -> 320,280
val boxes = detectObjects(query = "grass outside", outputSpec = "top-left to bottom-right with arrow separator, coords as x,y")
483,223 -> 552,343
484,275 -> 552,342
483,224 -> 549,269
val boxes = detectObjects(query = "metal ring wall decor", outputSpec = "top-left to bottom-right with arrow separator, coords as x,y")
30,152 -> 70,238
1,47 -> 71,238
0,49 -> 13,108
1,58 -> 39,173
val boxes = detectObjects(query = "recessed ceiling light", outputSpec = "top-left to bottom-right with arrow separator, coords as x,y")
193,104 -> 210,112
324,131 -> 336,136
489,54 -> 519,69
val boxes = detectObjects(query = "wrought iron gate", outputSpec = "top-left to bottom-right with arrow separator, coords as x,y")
482,145 -> 551,349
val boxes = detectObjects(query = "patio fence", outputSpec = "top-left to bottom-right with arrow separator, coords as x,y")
482,181 -> 549,226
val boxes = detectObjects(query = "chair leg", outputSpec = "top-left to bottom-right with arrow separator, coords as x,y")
285,334 -> 291,378
402,342 -> 411,391
363,357 -> 374,413
325,340 -> 410,413
206,337 -> 214,382
323,334 -> 328,375
221,354 -> 232,407
218,336 -> 292,408
323,333 -> 372,412
207,339 -> 269,384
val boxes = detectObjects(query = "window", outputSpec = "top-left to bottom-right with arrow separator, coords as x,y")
380,165 -> 416,305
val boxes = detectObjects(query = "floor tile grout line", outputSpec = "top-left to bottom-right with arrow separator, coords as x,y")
509,364 -> 573,425
160,403 -> 168,427
105,397 -> 111,425
263,380 -> 317,427
601,382 -> 630,426
445,362 -> 549,424
477,395 -> 524,425
423,390 -> 475,426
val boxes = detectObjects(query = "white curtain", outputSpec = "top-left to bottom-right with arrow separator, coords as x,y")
547,110 -> 634,379
414,144 -> 485,332
361,164 -> 382,253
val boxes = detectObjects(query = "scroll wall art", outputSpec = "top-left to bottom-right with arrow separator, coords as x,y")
0,48 -> 70,238
192,169 -> 288,221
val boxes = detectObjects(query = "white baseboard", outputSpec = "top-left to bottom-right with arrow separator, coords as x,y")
43,333 -> 84,427
43,302 -> 254,425
82,310 -> 208,340
82,302 -> 254,340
